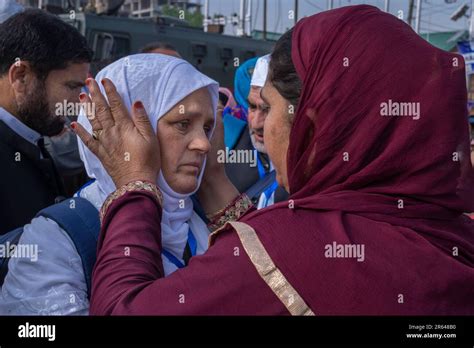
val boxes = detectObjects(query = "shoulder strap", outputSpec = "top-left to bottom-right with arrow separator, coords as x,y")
245,170 -> 277,201
36,197 -> 100,298
227,221 -> 315,316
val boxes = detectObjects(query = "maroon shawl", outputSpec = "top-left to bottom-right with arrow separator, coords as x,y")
239,5 -> 474,314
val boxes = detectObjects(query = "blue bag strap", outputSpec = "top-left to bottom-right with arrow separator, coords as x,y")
0,227 -> 24,287
36,197 -> 100,299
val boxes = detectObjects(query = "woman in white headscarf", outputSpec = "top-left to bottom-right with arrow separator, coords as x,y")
0,54 -> 230,315
78,54 -> 219,274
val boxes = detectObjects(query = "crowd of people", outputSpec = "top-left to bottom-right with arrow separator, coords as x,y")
0,3 -> 473,315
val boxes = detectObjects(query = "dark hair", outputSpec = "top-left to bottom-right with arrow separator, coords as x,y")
269,28 -> 302,112
0,9 -> 93,79
218,91 -> 229,107
140,42 -> 179,54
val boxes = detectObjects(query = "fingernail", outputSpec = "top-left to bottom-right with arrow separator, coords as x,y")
70,122 -> 77,130
135,101 -> 144,109
79,93 -> 86,101
101,79 -> 106,86
86,79 -> 92,87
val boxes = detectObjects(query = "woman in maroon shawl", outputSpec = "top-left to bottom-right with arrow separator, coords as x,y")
73,5 -> 474,315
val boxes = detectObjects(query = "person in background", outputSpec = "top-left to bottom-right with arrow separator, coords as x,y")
247,54 -> 288,208
225,55 -> 288,207
221,58 -> 256,191
0,9 -> 92,234
140,42 -> 181,58
232,57 -> 257,122
0,4 -> 89,198
247,55 -> 270,155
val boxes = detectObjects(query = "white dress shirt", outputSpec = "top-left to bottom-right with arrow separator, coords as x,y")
0,107 -> 41,146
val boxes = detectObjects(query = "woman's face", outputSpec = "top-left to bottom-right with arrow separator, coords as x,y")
157,87 -> 214,194
260,81 -> 293,193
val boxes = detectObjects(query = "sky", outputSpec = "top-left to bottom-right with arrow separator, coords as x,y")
205,0 -> 470,36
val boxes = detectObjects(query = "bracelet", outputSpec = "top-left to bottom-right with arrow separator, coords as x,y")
207,193 -> 253,232
100,180 -> 163,223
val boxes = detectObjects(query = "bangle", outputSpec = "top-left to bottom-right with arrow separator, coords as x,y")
207,193 -> 253,232
100,180 -> 163,223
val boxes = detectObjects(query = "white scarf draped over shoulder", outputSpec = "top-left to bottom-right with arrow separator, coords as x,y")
77,54 -> 219,275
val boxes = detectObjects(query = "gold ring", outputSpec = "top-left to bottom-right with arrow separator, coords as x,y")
92,129 -> 103,140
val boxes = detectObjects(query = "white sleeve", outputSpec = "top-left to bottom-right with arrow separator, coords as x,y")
0,216 -> 89,315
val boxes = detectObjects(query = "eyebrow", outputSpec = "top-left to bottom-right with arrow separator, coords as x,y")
247,98 -> 256,106
181,111 -> 202,118
66,80 -> 87,88
178,111 -> 214,123
260,88 -> 269,104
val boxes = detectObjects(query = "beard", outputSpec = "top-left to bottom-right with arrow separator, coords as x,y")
250,130 -> 267,154
17,80 -> 65,137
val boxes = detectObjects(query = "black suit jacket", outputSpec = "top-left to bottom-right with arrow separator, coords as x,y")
0,121 -> 65,234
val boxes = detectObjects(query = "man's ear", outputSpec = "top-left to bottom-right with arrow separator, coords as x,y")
8,60 -> 35,95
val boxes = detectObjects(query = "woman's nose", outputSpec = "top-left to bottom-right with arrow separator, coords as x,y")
189,131 -> 211,153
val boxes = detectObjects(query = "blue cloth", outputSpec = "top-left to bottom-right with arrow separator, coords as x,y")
234,57 -> 258,110
223,112 -> 247,150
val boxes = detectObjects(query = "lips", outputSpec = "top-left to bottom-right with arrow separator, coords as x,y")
251,128 -> 264,140
182,162 -> 201,169
254,133 -> 264,142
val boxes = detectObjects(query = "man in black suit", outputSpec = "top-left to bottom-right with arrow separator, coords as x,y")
0,10 -> 92,234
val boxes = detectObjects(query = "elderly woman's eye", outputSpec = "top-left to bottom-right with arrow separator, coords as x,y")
204,125 -> 212,135
176,120 -> 190,131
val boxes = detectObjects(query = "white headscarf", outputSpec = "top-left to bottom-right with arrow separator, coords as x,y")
250,54 -> 271,87
77,54 -> 219,275
0,0 -> 23,24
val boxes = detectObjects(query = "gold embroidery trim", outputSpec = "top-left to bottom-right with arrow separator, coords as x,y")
208,220 -> 232,246
228,221 -> 315,316
100,180 -> 163,223
206,193 -> 253,232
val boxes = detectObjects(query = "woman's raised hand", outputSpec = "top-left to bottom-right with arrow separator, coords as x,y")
72,78 -> 161,188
